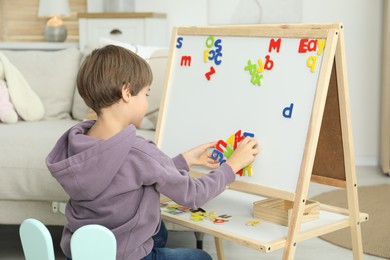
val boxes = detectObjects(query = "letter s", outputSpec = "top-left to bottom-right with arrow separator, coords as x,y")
176,37 -> 183,48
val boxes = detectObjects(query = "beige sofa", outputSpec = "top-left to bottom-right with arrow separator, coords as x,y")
0,47 -> 168,226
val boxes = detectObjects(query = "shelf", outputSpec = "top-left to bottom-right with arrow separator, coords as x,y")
161,189 -> 368,253
0,42 -> 79,51
77,12 -> 166,19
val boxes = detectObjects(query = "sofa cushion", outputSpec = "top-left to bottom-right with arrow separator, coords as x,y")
137,129 -> 156,141
0,120 -> 78,201
0,120 -> 158,203
71,86 -> 89,121
1,49 -> 82,120
144,49 -> 168,128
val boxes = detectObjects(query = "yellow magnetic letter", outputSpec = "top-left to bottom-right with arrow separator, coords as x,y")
307,56 -> 317,73
257,59 -> 264,73
317,39 -> 326,55
204,49 -> 210,63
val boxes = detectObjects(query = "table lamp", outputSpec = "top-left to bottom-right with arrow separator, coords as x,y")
38,0 -> 70,42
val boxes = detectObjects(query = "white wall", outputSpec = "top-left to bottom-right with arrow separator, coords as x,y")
135,0 -> 384,166
302,0 -> 383,166
136,0 -> 208,43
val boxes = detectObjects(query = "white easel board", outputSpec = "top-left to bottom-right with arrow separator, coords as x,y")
157,27 -> 329,199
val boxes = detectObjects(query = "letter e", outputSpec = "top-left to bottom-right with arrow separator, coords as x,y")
298,39 -> 308,53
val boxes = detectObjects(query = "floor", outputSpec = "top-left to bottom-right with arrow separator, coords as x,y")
1,166 -> 389,260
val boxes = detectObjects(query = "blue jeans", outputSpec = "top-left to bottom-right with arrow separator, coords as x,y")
143,221 -> 212,260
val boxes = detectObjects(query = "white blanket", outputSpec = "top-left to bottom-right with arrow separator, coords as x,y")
0,52 -> 44,121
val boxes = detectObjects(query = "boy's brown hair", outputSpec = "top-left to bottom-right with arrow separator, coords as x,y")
77,45 -> 153,115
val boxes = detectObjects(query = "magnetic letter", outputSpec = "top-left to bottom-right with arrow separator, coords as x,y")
245,165 -> 253,177
216,140 -> 227,152
283,103 -> 294,118
205,66 -> 215,80
180,56 -> 192,66
268,38 -> 281,53
214,39 -> 222,52
176,37 -> 183,48
306,56 -> 317,73
257,59 -> 264,73
208,50 -> 223,65
214,52 -> 223,65
307,39 -> 317,52
223,145 -> 234,159
251,73 -> 263,86
243,132 -> 255,138
245,60 -> 257,74
264,55 -> 274,70
226,134 -> 236,149
204,49 -> 209,62
298,39 -> 308,53
213,39 -> 223,65
234,130 -> 244,146
317,39 -> 326,55
205,36 -> 214,48
211,149 -> 224,163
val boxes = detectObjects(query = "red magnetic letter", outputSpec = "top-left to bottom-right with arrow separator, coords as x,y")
298,39 -> 308,53
180,56 -> 192,66
268,38 -> 281,53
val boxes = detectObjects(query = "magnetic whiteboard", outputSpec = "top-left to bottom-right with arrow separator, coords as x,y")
157,27 -> 331,195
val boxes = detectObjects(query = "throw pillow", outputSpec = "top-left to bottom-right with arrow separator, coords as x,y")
2,49 -> 82,120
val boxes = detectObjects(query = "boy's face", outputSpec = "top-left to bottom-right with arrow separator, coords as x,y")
129,86 -> 150,128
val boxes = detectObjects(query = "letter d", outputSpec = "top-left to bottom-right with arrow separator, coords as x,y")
282,103 -> 294,118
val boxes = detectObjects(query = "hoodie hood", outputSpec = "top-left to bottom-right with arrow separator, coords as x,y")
46,120 -> 136,201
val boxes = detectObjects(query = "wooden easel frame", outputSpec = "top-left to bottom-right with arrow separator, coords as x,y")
157,23 -> 367,260
283,23 -> 365,260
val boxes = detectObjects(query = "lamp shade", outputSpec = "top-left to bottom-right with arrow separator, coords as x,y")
38,0 -> 70,17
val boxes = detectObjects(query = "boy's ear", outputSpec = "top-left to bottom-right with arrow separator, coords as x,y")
121,84 -> 131,102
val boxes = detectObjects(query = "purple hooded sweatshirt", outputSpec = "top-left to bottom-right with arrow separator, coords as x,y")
46,120 -> 236,259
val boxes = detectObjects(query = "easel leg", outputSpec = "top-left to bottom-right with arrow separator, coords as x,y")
214,237 -> 225,260
349,220 -> 363,259
335,25 -> 364,260
346,172 -> 363,259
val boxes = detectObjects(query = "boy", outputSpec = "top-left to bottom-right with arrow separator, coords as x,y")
46,45 -> 258,260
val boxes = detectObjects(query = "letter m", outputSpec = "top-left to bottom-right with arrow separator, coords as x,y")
268,38 -> 281,53
180,56 -> 192,66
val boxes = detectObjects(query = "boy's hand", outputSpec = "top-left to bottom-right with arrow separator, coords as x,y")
182,141 -> 220,169
226,137 -> 258,173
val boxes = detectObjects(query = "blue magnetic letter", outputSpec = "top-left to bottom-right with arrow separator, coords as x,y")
282,103 -> 294,118
176,37 -> 183,48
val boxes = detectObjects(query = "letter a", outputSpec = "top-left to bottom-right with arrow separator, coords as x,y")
282,103 -> 294,118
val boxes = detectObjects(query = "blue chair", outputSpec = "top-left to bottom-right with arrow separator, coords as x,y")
19,218 -> 55,260
70,224 -> 116,260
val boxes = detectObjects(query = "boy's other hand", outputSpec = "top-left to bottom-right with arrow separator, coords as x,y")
182,141 -> 220,169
